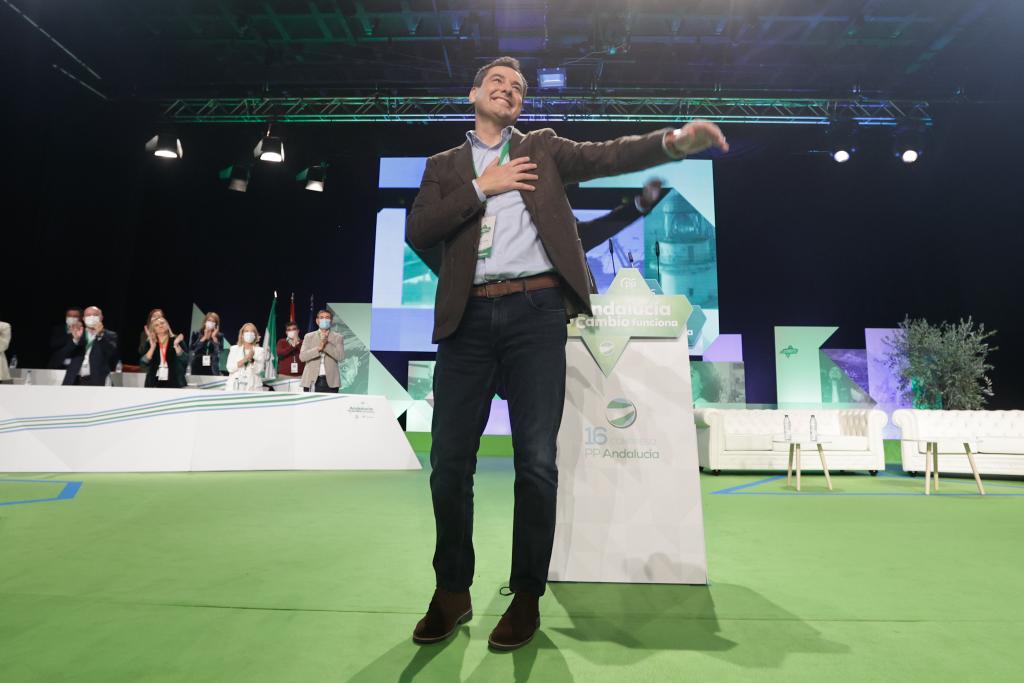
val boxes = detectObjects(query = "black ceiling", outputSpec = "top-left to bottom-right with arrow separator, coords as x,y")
4,0 -> 1023,102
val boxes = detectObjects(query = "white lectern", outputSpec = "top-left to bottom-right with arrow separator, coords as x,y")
548,269 -> 708,584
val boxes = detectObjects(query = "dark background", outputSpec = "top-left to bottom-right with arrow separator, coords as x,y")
3,85 -> 1021,407
2,1 -> 1022,408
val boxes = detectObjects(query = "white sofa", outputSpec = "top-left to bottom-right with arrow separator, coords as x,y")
694,408 -> 887,474
892,409 -> 1024,477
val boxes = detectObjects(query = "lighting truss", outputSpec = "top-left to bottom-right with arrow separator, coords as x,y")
161,96 -> 931,126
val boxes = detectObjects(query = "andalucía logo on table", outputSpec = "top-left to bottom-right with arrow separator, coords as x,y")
570,268 -> 693,376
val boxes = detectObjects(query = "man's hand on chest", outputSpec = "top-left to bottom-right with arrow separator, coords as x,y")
476,155 -> 539,197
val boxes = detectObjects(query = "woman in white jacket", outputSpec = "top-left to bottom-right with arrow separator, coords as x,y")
225,323 -> 267,392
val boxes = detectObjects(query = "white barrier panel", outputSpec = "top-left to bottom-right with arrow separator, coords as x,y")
549,331 -> 708,585
0,385 -> 420,472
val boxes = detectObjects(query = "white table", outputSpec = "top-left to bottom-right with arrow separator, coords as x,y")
0,384 -> 418,472
774,436 -> 833,492
904,439 -> 986,496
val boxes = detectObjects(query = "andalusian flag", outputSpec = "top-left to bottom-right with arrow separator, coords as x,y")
262,291 -> 278,379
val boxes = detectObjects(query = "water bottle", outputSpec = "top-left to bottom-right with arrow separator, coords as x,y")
783,414 -> 792,441
9,355 -> 16,370
24,369 -> 32,385
809,414 -> 818,442
115,361 -> 123,374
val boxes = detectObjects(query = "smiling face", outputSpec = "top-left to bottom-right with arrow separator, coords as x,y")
469,65 -> 525,126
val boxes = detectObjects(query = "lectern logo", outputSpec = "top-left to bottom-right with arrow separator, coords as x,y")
569,268 -> 692,377
606,398 -> 637,429
780,345 -> 799,358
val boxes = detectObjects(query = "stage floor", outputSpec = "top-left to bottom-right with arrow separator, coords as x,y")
3,455 -> 1024,682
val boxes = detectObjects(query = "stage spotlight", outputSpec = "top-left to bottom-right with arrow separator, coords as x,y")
894,124 -> 925,164
296,165 -> 327,192
537,67 -> 566,89
827,117 -> 857,163
145,132 -> 182,159
254,128 -> 284,162
219,165 -> 251,192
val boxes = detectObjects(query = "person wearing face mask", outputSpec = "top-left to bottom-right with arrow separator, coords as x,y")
276,320 -> 305,378
139,317 -> 188,388
225,323 -> 268,392
299,310 -> 345,393
48,307 -> 83,369
61,305 -> 120,386
189,311 -> 226,376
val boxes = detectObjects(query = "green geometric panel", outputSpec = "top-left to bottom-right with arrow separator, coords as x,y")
328,303 -> 412,419
400,245 -> 438,307
189,303 -> 206,341
820,351 -> 875,405
774,326 -> 837,406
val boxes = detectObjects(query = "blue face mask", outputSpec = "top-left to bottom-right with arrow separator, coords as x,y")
318,319 -> 331,330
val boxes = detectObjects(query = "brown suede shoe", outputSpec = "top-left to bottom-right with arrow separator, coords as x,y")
487,593 -> 540,651
412,588 -> 473,644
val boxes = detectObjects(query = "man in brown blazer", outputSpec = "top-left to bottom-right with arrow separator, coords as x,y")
407,56 -> 728,651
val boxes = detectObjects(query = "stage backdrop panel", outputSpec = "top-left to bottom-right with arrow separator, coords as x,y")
0,386 -> 419,472
549,269 -> 708,585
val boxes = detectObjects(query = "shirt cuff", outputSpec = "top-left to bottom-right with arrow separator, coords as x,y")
471,179 -> 487,203
634,195 -> 646,213
662,130 -> 686,160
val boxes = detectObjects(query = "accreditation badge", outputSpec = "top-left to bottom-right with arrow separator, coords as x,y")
478,215 -> 496,259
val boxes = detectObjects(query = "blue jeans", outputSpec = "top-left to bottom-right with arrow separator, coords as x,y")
429,286 -> 568,597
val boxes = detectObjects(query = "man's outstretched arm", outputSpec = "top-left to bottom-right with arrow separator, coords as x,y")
546,120 -> 729,186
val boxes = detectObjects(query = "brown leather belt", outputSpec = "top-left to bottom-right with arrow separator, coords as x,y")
470,272 -> 562,298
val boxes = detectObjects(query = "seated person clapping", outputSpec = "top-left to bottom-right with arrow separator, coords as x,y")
139,317 -> 188,388
225,323 -> 267,392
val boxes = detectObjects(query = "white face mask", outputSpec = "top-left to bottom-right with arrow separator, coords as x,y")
205,320 -> 217,330
318,318 -> 331,330
84,315 -> 100,329
286,330 -> 298,340
242,331 -> 256,344
66,316 -> 80,327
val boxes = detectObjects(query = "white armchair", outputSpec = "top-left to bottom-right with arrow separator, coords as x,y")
695,408 -> 887,474
892,409 -> 1024,477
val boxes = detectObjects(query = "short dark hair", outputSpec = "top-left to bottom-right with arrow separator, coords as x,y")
316,309 -> 332,318
286,320 -> 299,328
473,56 -> 527,95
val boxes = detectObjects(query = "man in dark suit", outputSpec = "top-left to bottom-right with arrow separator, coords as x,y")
61,305 -> 120,386
48,307 -> 83,369
407,56 -> 728,651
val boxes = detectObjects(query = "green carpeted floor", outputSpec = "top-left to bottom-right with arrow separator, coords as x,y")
2,448 -> 1024,682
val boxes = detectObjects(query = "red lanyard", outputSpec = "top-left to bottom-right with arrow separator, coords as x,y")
158,339 -> 169,366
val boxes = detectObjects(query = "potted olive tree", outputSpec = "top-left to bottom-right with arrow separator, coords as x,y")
885,316 -> 996,410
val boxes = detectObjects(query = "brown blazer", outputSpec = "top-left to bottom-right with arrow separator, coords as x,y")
407,126 -> 680,343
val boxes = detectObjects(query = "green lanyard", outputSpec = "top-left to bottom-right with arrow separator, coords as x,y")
473,140 -> 510,178
85,333 -> 96,352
